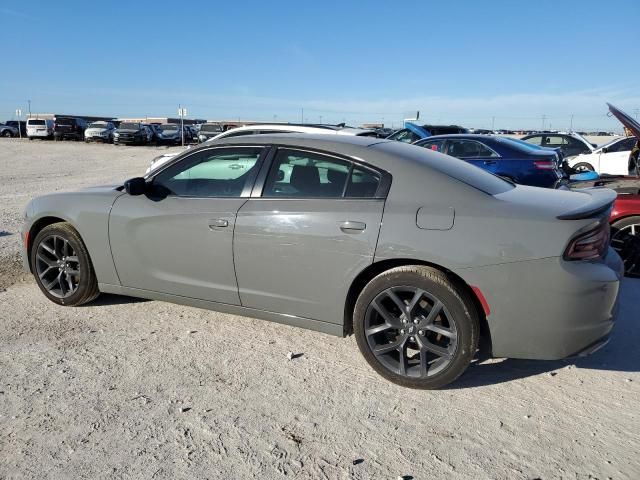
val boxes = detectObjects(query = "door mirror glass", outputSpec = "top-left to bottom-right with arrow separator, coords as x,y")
124,177 -> 147,196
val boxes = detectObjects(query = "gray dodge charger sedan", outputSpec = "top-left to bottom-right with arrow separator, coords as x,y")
21,135 -> 623,388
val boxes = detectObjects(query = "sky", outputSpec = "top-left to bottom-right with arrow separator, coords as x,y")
1,0 -> 639,131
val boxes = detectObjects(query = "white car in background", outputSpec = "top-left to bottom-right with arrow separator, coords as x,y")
568,136 -> 637,175
26,118 -> 54,139
84,121 -> 116,143
145,123 -> 376,173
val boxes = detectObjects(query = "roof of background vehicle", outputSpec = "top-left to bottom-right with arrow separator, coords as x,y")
205,123 -> 375,143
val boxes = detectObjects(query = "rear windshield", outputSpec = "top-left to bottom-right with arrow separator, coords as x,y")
56,118 -> 75,125
200,124 -> 222,132
375,141 -> 514,195
28,119 -> 46,126
119,123 -> 140,130
495,137 -> 547,153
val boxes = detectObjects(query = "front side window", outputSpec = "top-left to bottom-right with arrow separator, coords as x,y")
388,129 -> 420,143
153,147 -> 263,197
523,136 -> 543,146
419,139 -> 446,152
262,149 -> 380,198
446,140 -> 498,158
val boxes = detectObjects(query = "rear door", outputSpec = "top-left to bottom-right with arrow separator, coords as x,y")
233,147 -> 387,324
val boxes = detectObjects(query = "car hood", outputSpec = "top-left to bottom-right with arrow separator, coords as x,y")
608,103 -> 640,138
86,128 -> 109,134
116,128 -> 143,133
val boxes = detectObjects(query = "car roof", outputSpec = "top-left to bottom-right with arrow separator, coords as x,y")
212,124 -> 373,137
206,132 -> 386,149
415,134 -> 496,140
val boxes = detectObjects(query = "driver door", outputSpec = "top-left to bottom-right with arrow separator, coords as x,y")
109,146 -> 266,304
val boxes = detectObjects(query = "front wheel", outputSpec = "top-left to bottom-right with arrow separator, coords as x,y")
2,130 -> 12,137
572,162 -> 595,173
354,266 -> 479,389
30,222 -> 100,306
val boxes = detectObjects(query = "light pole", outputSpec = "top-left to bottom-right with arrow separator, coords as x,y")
178,104 -> 187,147
27,100 -> 31,117
541,114 -> 547,131
15,109 -> 22,138
570,114 -> 574,131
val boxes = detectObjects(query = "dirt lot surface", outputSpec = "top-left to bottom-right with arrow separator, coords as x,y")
0,139 -> 639,480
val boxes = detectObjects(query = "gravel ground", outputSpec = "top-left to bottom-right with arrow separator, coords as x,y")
0,139 -> 639,480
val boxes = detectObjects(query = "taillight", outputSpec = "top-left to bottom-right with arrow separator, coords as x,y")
533,161 -> 555,170
563,222 -> 610,261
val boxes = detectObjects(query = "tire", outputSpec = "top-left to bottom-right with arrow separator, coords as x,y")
572,162 -> 595,173
611,216 -> 640,277
30,222 -> 100,306
354,266 -> 479,389
2,130 -> 12,137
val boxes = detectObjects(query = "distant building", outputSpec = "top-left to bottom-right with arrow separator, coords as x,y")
27,113 -> 116,122
118,117 -> 206,125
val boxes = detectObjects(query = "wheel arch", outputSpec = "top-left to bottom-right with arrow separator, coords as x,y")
27,216 -> 74,272
343,258 -> 491,352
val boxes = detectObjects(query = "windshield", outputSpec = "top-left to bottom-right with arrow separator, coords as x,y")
28,120 -> 46,126
159,124 -> 179,131
200,124 -> 222,132
119,123 -> 140,130
88,122 -> 108,129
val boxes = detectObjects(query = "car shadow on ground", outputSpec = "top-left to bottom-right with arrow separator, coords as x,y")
84,293 -> 149,307
451,278 -> 640,389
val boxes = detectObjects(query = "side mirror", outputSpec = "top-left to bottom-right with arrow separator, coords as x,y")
124,177 -> 148,196
601,147 -> 609,154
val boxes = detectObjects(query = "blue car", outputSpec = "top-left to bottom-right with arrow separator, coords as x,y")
414,134 -> 565,188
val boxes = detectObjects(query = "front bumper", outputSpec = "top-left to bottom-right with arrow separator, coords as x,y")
460,248 -> 623,360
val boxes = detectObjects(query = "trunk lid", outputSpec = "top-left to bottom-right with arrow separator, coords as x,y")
494,184 -> 616,220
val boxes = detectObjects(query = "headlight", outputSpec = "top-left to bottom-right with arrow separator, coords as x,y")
114,132 -> 120,137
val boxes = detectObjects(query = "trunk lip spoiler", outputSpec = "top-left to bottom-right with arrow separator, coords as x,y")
557,187 -> 617,220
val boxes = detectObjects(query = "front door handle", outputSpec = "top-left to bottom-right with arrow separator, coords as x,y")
483,160 -> 497,165
339,221 -> 366,233
209,218 -> 229,229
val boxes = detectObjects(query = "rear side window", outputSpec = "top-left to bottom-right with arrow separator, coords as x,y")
262,149 -> 380,198
446,139 -> 498,158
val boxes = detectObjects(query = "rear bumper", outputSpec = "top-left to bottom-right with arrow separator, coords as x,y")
460,248 -> 623,360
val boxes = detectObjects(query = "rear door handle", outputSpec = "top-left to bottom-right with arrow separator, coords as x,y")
339,221 -> 366,233
209,218 -> 229,229
483,160 -> 497,165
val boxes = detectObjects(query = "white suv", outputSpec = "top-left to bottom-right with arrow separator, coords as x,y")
146,124 -> 376,173
26,118 -> 54,139
85,121 -> 116,143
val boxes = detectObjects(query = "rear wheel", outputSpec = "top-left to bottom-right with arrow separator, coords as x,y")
573,162 -> 595,173
611,216 -> 640,277
354,266 -> 479,389
2,130 -> 12,137
30,222 -> 100,306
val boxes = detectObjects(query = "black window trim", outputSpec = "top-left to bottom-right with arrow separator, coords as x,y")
147,145 -> 270,199
250,145 -> 391,200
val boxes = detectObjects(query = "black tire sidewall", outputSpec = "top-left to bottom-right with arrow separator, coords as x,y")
354,267 -> 478,389
30,224 -> 96,306
573,162 -> 594,172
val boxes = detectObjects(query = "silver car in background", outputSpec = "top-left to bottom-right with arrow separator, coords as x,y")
21,135 -> 623,388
